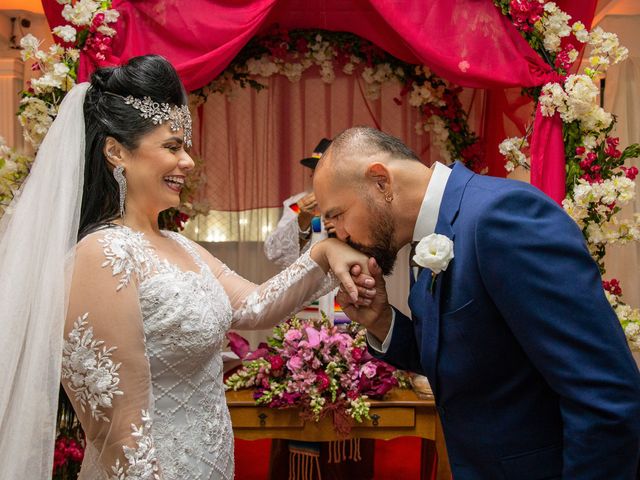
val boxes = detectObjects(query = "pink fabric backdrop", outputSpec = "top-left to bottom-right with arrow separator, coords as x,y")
42,0 -> 596,205
192,71 -> 477,210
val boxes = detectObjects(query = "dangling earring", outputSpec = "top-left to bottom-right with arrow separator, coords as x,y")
113,165 -> 127,219
384,191 -> 394,203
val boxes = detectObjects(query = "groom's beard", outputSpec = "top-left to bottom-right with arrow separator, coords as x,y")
347,202 -> 397,276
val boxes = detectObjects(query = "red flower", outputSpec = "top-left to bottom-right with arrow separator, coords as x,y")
316,370 -> 330,391
581,173 -> 602,183
605,137 -> 622,158
606,137 -> 620,148
67,440 -> 84,463
268,354 -> 285,371
603,279 -> 623,297
90,13 -> 105,32
575,146 -> 586,156
622,166 -> 638,181
351,347 -> 364,362
509,0 -> 544,33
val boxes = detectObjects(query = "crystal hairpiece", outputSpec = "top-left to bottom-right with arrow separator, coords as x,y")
123,96 -> 192,147
103,92 -> 192,147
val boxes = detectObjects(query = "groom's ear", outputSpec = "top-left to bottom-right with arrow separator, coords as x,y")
366,162 -> 391,193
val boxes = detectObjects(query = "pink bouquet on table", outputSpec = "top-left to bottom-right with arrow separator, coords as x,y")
224,316 -> 408,435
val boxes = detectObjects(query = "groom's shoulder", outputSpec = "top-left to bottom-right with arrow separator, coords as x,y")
465,172 -> 548,205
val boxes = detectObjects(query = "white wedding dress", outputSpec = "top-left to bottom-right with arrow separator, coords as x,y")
61,225 -> 335,479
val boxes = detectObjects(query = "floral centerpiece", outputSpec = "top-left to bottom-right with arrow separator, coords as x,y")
225,316 -> 409,435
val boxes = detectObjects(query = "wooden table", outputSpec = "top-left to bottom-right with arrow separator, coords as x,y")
226,388 -> 451,480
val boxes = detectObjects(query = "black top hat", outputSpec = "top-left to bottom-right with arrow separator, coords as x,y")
300,138 -> 332,169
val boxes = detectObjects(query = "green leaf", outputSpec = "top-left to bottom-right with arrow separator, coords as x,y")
620,143 -> 640,162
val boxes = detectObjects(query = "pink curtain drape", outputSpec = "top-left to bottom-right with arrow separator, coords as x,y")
42,0 -> 596,204
193,71 -> 482,211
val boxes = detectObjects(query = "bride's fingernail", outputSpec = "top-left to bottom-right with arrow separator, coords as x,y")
365,279 -> 374,287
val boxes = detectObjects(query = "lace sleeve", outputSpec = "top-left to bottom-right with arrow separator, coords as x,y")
62,230 -> 161,479
208,250 -> 337,330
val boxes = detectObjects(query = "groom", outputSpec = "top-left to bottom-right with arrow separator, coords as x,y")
313,126 -> 640,479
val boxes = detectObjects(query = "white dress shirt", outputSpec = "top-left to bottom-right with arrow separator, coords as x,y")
368,161 -> 452,352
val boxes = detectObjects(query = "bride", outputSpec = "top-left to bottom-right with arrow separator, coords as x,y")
0,55 -> 376,479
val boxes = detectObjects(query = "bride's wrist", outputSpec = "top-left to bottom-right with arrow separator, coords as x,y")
309,240 -> 329,272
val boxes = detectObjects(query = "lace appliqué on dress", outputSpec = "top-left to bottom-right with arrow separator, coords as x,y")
233,251 -> 337,323
99,229 -> 154,291
110,410 -> 161,480
61,313 -> 123,422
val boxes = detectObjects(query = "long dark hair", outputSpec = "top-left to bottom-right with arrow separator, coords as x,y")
79,54 -> 187,239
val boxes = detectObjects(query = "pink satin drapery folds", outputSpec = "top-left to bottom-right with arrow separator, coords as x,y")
42,0 -> 596,204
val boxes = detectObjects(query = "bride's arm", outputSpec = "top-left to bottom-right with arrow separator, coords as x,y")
193,239 -> 375,330
63,231 -> 161,478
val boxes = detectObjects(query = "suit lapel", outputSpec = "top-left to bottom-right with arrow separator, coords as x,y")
417,162 -> 474,397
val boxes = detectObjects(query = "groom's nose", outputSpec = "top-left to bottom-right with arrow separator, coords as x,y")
335,225 -> 349,243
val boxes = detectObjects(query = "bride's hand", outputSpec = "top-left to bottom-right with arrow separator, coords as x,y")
310,238 -> 376,305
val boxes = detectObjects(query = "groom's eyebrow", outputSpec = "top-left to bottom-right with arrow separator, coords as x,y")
325,208 -> 340,219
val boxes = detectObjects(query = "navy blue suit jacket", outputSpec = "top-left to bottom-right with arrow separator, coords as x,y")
372,162 -> 640,479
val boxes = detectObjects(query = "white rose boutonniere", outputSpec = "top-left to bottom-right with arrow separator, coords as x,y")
413,233 -> 454,293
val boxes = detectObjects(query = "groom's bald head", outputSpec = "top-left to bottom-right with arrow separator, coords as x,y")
317,126 -> 420,185
313,127 -> 424,275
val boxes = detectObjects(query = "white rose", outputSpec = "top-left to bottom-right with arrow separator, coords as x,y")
413,233 -> 454,274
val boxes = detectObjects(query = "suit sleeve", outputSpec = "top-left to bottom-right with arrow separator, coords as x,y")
475,187 -> 640,480
367,307 -> 427,376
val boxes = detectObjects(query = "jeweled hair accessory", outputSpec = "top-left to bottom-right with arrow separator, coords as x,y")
123,96 -> 192,147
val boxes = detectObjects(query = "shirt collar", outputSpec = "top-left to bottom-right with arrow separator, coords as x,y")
412,162 -> 452,242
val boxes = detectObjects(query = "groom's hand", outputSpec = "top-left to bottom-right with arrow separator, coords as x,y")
337,257 -> 393,342
310,238 -> 376,305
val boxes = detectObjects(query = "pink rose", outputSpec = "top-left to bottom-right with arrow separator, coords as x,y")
287,355 -> 303,372
360,362 -> 377,379
284,330 -> 302,342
